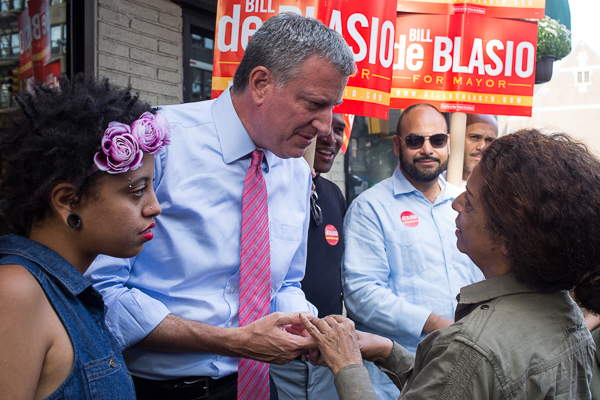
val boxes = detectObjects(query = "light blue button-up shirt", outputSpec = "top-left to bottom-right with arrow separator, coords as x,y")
85,88 -> 315,380
342,166 -> 484,355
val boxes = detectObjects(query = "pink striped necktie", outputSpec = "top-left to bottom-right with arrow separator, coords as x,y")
238,149 -> 271,400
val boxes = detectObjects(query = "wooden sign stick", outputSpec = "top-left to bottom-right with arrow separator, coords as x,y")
303,139 -> 317,170
446,112 -> 466,187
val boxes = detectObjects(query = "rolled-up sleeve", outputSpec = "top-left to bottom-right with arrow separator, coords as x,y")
85,255 -> 171,350
334,364 -> 378,400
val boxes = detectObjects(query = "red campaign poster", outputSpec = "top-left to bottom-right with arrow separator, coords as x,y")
212,0 -> 396,119
340,113 -> 354,154
28,0 -> 51,83
397,0 -> 545,19
316,0 -> 396,119
390,13 -> 537,117
212,0 -> 320,98
18,10 -> 33,80
44,59 -> 61,88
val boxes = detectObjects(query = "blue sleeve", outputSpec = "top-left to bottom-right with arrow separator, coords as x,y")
85,255 -> 171,350
342,199 -> 431,340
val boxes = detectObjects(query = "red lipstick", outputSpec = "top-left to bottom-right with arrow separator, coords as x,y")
140,222 -> 156,241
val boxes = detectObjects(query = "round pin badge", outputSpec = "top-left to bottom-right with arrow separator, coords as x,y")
325,224 -> 339,246
401,211 -> 419,227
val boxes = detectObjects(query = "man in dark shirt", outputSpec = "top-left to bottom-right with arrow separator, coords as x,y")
270,114 -> 347,400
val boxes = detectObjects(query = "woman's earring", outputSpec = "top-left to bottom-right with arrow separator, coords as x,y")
67,213 -> 82,229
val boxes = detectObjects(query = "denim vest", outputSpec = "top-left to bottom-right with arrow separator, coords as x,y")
0,234 -> 136,399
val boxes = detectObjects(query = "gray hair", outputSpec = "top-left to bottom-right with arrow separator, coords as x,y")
232,13 -> 356,94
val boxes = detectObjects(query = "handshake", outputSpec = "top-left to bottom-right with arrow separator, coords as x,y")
244,311 -> 393,376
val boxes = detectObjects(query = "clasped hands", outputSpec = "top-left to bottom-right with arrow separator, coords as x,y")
241,310 -> 392,376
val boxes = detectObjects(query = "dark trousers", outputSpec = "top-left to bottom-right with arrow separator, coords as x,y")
133,373 -> 279,400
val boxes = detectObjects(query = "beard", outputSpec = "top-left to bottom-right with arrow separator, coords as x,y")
399,152 -> 449,183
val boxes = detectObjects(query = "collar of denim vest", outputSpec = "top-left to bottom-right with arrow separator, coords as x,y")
0,234 -> 92,296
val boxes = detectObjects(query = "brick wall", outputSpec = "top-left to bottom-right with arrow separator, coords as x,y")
321,153 -> 345,198
96,0 -> 183,106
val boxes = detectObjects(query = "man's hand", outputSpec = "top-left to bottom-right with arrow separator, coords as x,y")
299,313 -> 363,375
234,311 -> 317,364
422,313 -> 453,334
136,312 -> 317,365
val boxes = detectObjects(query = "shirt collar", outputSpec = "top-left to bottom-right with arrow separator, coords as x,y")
391,165 -> 453,203
458,272 -> 538,305
0,234 -> 91,296
212,87 -> 277,171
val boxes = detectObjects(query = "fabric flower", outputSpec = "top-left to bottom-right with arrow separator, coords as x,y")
94,122 -> 144,174
131,111 -> 171,154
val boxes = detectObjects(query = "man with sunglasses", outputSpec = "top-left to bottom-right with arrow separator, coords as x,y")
271,113 -> 347,400
342,103 -> 484,400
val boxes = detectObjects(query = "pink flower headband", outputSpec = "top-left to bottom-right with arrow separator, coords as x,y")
87,111 -> 171,176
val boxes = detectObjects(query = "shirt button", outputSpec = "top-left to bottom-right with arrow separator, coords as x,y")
230,286 -> 235,293
480,305 -> 490,310
217,355 -> 221,361
227,321 -> 232,327
109,359 -> 116,368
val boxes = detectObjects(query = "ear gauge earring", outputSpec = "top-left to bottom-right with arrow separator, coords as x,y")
67,213 -> 82,229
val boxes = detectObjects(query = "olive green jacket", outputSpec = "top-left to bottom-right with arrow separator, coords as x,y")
335,273 -> 594,400
590,328 -> 600,400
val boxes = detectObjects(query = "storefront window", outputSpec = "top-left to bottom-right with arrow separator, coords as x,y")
1,0 -> 22,11
345,111 -> 400,204
179,2 -> 216,103
190,33 -> 213,102
0,0 -> 68,109
51,23 -> 66,54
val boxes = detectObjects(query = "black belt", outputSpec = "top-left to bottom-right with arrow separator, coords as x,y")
294,354 -> 308,362
133,373 -> 238,400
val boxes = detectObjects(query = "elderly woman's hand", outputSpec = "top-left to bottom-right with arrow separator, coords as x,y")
355,330 -> 394,364
299,313 -> 363,375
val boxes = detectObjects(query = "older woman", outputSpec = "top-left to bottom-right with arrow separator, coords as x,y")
301,129 -> 600,399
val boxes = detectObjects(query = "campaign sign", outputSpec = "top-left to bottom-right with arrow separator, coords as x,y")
396,0 -> 545,20
316,0 -> 396,119
18,10 -> 33,79
28,0 -> 51,82
390,13 -> 538,116
212,0 -> 396,119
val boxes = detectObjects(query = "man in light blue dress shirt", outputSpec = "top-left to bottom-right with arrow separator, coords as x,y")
342,104 -> 485,400
84,13 -> 355,400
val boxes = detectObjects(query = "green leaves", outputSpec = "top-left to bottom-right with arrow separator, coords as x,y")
537,16 -> 571,61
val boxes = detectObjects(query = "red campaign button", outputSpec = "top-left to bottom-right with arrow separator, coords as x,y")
325,224 -> 339,246
400,211 -> 419,228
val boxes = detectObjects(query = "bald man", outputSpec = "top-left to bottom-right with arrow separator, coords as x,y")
462,114 -> 498,181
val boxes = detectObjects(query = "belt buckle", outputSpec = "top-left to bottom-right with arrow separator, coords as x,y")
181,377 -> 209,399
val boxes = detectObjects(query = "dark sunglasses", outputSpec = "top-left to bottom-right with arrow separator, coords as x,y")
401,133 -> 449,150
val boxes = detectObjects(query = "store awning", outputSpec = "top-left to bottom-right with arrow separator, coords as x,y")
546,0 -> 571,30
